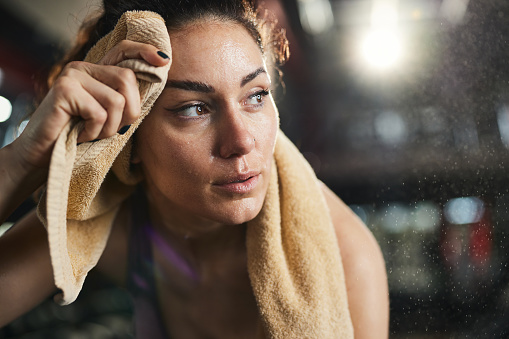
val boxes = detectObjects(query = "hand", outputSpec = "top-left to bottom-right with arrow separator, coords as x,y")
12,41 -> 170,172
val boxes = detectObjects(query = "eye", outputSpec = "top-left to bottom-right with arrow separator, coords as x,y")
175,104 -> 206,117
245,89 -> 270,106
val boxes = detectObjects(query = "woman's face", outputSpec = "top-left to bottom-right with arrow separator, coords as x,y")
134,20 -> 278,229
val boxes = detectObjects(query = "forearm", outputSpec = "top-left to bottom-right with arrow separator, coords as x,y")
0,211 -> 56,327
0,142 -> 47,224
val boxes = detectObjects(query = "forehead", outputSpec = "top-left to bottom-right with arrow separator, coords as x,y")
167,21 -> 266,81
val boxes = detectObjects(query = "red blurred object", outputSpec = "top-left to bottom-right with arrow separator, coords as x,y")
440,201 -> 493,271
469,210 -> 492,268
0,37 -> 39,94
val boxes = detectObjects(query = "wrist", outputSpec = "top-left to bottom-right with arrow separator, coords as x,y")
0,142 -> 48,222
4,140 -> 48,187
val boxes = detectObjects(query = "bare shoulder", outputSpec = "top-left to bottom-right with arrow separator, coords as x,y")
319,182 -> 381,262
319,181 -> 389,339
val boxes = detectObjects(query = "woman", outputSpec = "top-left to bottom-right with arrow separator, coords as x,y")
0,0 -> 388,337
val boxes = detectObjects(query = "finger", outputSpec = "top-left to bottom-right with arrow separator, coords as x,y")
91,66 -> 141,129
50,72 -> 106,143
58,65 -> 125,142
59,83 -> 108,144
79,76 -> 125,139
69,62 -> 141,131
98,40 -> 170,67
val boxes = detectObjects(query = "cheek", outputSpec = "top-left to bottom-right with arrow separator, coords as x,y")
136,122 -> 211,186
255,108 -> 278,157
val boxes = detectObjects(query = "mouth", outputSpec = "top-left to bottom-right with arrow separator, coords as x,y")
213,172 -> 260,194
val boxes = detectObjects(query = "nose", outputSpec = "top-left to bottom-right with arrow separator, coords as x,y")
217,104 -> 255,159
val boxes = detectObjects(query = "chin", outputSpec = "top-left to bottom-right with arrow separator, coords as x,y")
208,196 -> 265,225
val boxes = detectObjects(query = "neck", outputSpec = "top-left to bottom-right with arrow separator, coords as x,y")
144,189 -> 247,266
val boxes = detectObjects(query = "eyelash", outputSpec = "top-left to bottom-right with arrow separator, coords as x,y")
245,89 -> 270,108
172,103 -> 207,118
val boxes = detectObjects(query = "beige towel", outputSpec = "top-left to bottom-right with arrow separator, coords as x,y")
37,10 -> 353,338
249,132 -> 353,338
37,10 -> 172,304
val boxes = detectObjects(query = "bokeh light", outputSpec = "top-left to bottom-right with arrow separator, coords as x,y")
444,197 -> 485,225
297,0 -> 334,35
0,96 -> 12,123
361,29 -> 402,69
374,110 -> 408,145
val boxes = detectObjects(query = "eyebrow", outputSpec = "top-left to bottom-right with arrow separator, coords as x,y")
165,67 -> 267,93
165,80 -> 214,93
240,67 -> 266,87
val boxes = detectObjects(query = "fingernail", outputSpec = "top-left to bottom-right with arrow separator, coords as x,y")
118,125 -> 131,135
157,51 -> 169,59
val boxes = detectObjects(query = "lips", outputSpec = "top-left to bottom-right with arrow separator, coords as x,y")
213,172 -> 260,194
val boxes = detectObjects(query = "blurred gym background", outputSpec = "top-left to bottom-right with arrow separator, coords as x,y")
1,0 -> 509,338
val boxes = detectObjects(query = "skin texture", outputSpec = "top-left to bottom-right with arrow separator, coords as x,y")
0,18 -> 389,338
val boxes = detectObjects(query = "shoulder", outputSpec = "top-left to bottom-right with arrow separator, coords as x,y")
319,181 -> 389,339
319,181 -> 381,264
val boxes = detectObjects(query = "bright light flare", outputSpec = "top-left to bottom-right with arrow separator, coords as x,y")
0,96 -> 12,123
361,29 -> 402,69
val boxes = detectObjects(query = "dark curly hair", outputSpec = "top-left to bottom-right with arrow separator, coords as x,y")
37,0 -> 289,102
